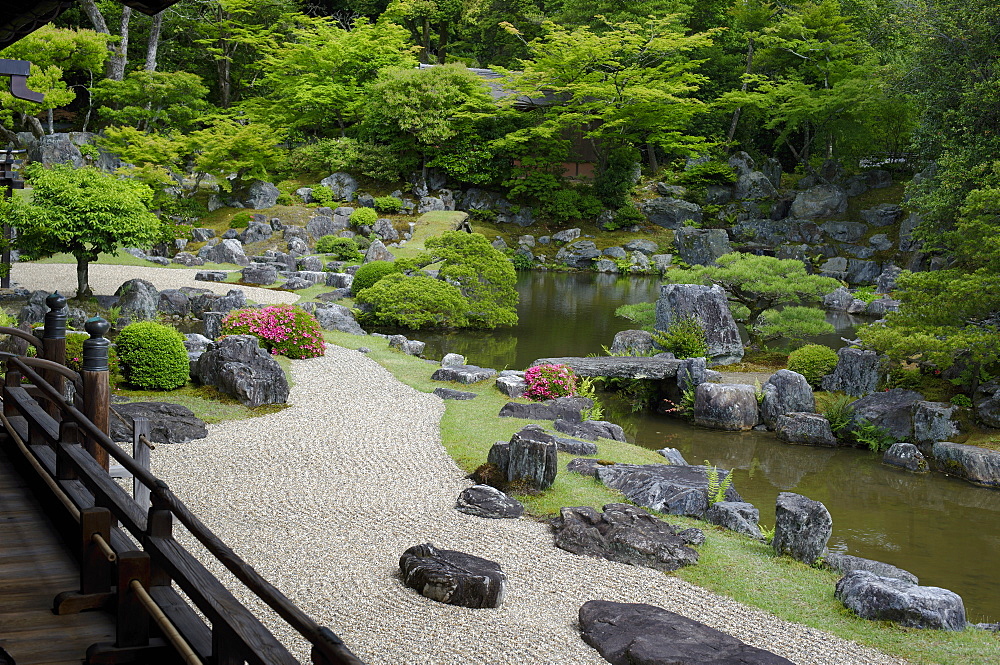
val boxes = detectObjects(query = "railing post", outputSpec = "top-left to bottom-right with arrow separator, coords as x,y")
3,366 -> 20,418
53,504 -> 116,615
145,483 -> 173,588
133,417 -> 151,513
116,551 -> 152,648
42,291 -> 67,418
56,421 -> 79,481
82,317 -> 110,471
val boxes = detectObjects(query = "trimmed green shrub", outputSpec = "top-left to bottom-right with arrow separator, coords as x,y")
674,161 -> 738,188
221,305 -> 325,359
603,204 -> 646,230
351,260 -> 402,295
350,207 -> 378,226
652,315 -> 709,359
787,343 -> 839,388
373,196 -> 403,213
230,211 -> 252,228
951,394 -> 973,407
355,274 -> 469,328
114,322 -> 189,390
309,185 -> 334,206
315,235 -> 363,260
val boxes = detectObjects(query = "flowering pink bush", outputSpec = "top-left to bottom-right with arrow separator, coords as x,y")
220,305 -> 325,359
523,364 -> 577,401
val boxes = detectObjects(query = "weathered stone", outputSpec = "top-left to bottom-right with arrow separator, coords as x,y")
835,570 -> 966,630
202,312 -> 224,339
314,304 -> 365,335
593,259 -> 618,273
869,234 -> 894,252
198,238 -> 250,266
876,264 -> 903,294
791,185 -> 848,218
363,239 -> 395,264
432,364 -> 497,384
846,259 -> 881,285
529,356 -> 682,379
487,425 -> 558,490
193,335 -> 289,406
157,289 -> 191,317
387,334 -> 425,356
675,357 -> 706,393
567,458 -> 609,477
673,227 -> 733,266
552,228 -> 581,244
554,504 -> 699,572
399,543 -> 506,608
190,228 -> 215,242
113,278 -> 159,325
973,381 -> 1000,428
433,387 -> 477,400
555,240 -> 601,269
825,552 -> 918,584
189,289 -> 246,318
439,353 -> 465,367
847,297 -> 868,314
418,196 -> 445,213
657,448 -> 689,465
596,463 -> 741,519
172,252 -> 204,267
236,180 -> 279,209
609,330 -> 654,356
860,203 -> 903,227
655,283 -> 743,366
866,297 -> 900,316
819,256 -> 849,280
553,418 -> 626,442
932,442 -> 1000,488
237,221 -> 273,245
899,213 -> 922,251
912,401 -> 961,446
823,287 -> 854,311
455,485 -> 523,518
109,402 -> 208,445
241,263 -> 278,285
821,221 -> 868,243
498,396 -> 593,422
579,600 -> 795,665
650,254 -> 673,272
775,413 -> 839,446
623,239 -> 658,255
821,347 -> 883,397
297,256 -> 324,272
552,435 -> 598,455
495,374 -> 526,398
496,205 -> 536,227
761,370 -> 815,429
734,170 -> 778,200
640,197 -> 703,230
693,383 -> 760,431
282,277 -> 311,290
706,501 -> 763,540
772,492 -> 831,565
320,172 -> 358,201
848,388 -> 924,442
883,442 -> 929,473
306,215 -> 346,240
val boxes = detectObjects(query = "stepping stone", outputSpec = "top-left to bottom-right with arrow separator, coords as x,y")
399,543 -> 506,609
431,364 -> 497,384
433,388 -> 477,400
455,485 -> 523,519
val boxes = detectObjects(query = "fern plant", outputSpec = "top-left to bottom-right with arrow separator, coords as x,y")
704,461 -> 734,505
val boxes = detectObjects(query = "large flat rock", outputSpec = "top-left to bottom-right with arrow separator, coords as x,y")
596,463 -> 742,519
529,356 -> 683,379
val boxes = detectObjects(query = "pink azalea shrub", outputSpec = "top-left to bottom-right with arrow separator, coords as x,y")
523,363 -> 577,401
220,305 -> 325,359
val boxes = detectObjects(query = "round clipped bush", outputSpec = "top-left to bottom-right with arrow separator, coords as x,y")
230,211 -> 252,228
350,207 -> 378,226
221,305 -> 325,359
351,260 -> 402,295
114,322 -> 189,390
787,343 -> 839,388
315,235 -> 363,260
373,195 -> 403,213
524,364 -> 577,401
355,273 -> 469,328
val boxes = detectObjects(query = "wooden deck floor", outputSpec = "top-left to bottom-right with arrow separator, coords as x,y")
0,437 -> 115,665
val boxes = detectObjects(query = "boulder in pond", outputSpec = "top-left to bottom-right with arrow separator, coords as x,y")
775,413 -> 839,447
760,370 -> 815,429
596,463 -> 741,519
848,388 -> 924,442
553,503 -> 699,572
455,485 -> 523,519
399,543 -> 506,609
655,283 -> 743,366
693,383 -> 760,431
825,552 -> 918,584
835,570 -> 966,630
706,501 -> 763,540
931,442 -> 1000,488
772,492 -> 831,565
193,335 -> 289,407
579,600 -> 795,665
109,402 -> 207,445
883,442 -> 929,473
487,425 -> 558,490
498,396 -> 592,422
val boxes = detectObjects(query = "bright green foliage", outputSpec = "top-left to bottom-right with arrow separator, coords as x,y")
350,207 -> 378,226
246,16 -> 416,137
188,117 -> 282,192
421,231 -> 518,328
614,302 -> 656,330
309,185 -> 335,206
609,204 -> 647,231
674,161 -> 737,188
221,305 -> 325,359
373,196 -> 403,213
1,164 -> 164,297
315,236 -> 363,261
288,138 -> 360,178
821,393 -> 855,435
96,127 -> 187,196
652,315 -> 709,359
115,322 -> 189,390
355,273 -> 470,328
852,418 -> 896,453
704,461 -> 734,505
756,306 -> 834,343
670,252 -> 841,347
351,261 -> 403,295
230,211 -> 252,228
787,344 -> 839,388
94,70 -> 210,132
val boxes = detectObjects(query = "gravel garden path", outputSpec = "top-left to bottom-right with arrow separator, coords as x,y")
12,263 -> 904,664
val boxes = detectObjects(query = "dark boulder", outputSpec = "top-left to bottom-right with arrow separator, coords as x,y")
387,334 -> 424,356
487,425 -> 558,490
579,600 -> 795,665
115,279 -> 159,324
860,203 -> 903,227
693,383 -> 760,431
551,435 -> 598,456
399,543 -> 506,609
431,364 -> 497,384
237,221 -> 273,245
241,263 -> 278,286
772,492 -> 831,565
848,388 -> 924,442
193,335 -> 289,407
835,570 -> 966,630
639,197 -> 702,230
198,238 -> 250,266
157,289 -> 192,317
597,463 -> 741,519
433,388 -> 477,400
189,289 -> 247,318
825,552 -> 918,584
673,227 -> 732,266
791,185 -> 848,218
455,485 -> 523,519
498,396 -> 592,423
196,271 -> 228,283
821,347 -> 883,397
553,503 -> 699,572
529,356 -> 682,379
555,240 -> 602,269
314,304 -> 365,335
655,283 -> 743,366
609,330 -> 654,356
932,442 -> 1000,488
706,501 -> 764,540
760,370 -> 815,429
973,381 -> 1000,428
912,401 -> 962,446
553,418 -> 626,442
109,402 -> 207,445
775,413 -> 839,446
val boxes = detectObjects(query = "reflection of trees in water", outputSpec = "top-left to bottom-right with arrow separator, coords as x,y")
419,331 -> 518,369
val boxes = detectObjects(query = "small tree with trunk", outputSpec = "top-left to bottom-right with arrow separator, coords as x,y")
3,164 -> 165,297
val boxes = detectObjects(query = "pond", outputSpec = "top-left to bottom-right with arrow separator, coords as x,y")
411,271 -> 999,623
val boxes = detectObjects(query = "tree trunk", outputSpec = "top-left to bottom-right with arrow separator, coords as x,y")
80,0 -> 110,33
436,21 -> 448,64
47,109 -> 55,134
420,18 -> 431,64
75,254 -> 91,298
107,6 -> 132,81
145,11 -> 164,72
646,142 -> 659,173
217,55 -> 231,107
21,113 -> 44,139
0,121 -> 19,145
726,38 -> 755,145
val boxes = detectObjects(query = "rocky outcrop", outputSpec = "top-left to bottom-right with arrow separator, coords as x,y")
775,413 -> 839,446
655,283 -> 743,366
760,370 -> 815,429
639,197 -> 702,229
673,227 -> 732,266
578,600 -> 795,665
487,425 -> 558,490
772,492 -> 831,565
848,388 -> 924,442
553,503 -> 700,572
555,241 -> 602,269
114,279 -> 159,324
193,335 -> 289,407
596,463 -> 741,519
835,570 -> 966,630
790,184 -> 848,218
399,543 -> 506,609
821,347 -> 883,397
198,238 -> 250,266
693,383 -> 760,431
974,381 -> 1000,428
495,371 -> 526,398
932,442 -> 1000,488
320,172 -> 359,201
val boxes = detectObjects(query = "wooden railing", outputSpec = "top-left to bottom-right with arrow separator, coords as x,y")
1,292 -> 364,665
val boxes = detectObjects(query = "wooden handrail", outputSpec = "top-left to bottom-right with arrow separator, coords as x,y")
0,325 -> 43,353
5,355 -> 365,665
